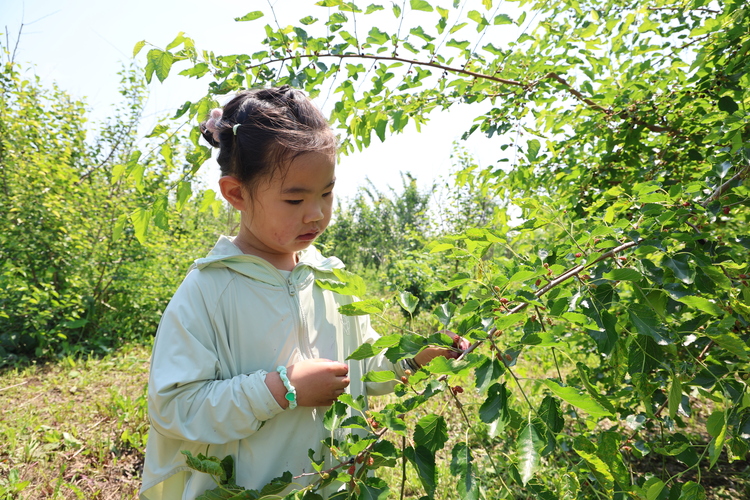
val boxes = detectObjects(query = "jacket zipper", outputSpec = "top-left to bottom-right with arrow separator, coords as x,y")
286,272 -> 313,359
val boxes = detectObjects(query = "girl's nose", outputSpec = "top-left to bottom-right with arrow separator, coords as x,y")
304,203 -> 324,223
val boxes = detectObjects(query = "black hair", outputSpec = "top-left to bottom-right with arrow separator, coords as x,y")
200,85 -> 337,195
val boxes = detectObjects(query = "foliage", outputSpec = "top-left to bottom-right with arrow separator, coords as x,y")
0,56 -> 225,365
140,0 -> 749,498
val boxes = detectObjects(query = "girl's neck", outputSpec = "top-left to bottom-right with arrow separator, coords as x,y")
232,237 -> 299,271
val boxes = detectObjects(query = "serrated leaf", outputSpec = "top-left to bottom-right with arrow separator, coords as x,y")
397,291 -> 419,314
706,332 -> 750,360
145,49 -> 173,83
339,299 -> 384,316
404,445 -> 436,496
414,414 -> 449,453
176,180 -> 192,212
542,379 -> 613,418
663,255 -> 695,284
362,370 -> 395,383
133,40 -> 146,57
494,13 -> 513,25
130,207 -> 151,244
538,395 -> 564,433
573,437 -> 614,493
603,268 -> 642,281
479,383 -> 510,423
518,417 -> 542,485
347,342 -> 383,361
450,443 -> 479,500
235,11 -> 264,22
676,296 -> 724,316
410,0 -> 434,12
259,471 -> 292,496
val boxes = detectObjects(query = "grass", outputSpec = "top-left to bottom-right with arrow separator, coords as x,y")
1,327 -> 748,499
0,344 -> 150,499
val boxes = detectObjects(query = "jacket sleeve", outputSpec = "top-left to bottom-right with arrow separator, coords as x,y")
358,313 -> 407,396
147,275 -> 285,445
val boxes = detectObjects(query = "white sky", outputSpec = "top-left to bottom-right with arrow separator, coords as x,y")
1,0 -> 518,201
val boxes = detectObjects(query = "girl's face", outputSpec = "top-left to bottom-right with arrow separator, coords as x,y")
231,152 -> 335,270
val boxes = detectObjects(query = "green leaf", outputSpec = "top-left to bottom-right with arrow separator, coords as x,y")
646,479 -> 666,500
362,370 -> 395,383
235,11 -> 264,22
717,95 -> 739,114
130,207 -> 152,244
603,268 -> 643,282
414,414 -> 449,453
259,471 -> 292,496
347,342 -> 383,361
450,443 -> 478,500
706,332 -> 750,360
397,291 -> 419,314
112,214 -> 128,242
404,445 -> 436,496
339,299 -> 384,316
176,180 -> 192,212
518,416 -> 543,485
526,139 -> 541,162
133,40 -> 146,57
628,304 -> 671,344
494,14 -> 513,25
323,400 -> 348,431
538,395 -> 564,433
493,313 -> 526,331
410,0 -> 434,12
145,49 -> 173,83
358,477 -> 390,500
479,383 -> 510,423
317,269 -> 367,296
663,254 -> 695,284
678,481 -> 706,499
668,374 -> 682,419
573,437 -> 614,493
542,379 -> 613,419
676,296 -> 724,316
597,432 -> 629,489
707,410 -> 726,467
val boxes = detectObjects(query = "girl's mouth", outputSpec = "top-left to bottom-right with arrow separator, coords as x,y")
297,231 -> 319,241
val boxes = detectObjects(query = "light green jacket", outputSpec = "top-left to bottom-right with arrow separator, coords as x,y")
140,236 -> 404,499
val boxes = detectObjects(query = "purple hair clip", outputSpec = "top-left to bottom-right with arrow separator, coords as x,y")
204,108 -> 223,142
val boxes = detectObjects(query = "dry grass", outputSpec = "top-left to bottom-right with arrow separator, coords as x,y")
0,344 -> 150,499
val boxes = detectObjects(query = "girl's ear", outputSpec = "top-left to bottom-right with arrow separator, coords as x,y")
218,176 -> 247,211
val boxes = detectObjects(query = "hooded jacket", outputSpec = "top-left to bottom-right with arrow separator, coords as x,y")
140,236 -> 405,499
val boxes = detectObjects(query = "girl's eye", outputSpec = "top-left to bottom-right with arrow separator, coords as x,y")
322,191 -> 333,198
285,200 -> 303,205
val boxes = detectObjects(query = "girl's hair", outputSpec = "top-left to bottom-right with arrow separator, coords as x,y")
199,86 -> 337,195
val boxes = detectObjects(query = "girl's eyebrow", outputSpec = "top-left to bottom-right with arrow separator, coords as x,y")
281,178 -> 336,194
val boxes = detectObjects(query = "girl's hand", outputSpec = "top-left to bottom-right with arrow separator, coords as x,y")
267,359 -> 350,408
413,330 -> 470,368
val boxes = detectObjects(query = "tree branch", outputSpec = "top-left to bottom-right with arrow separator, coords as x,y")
701,164 -> 750,207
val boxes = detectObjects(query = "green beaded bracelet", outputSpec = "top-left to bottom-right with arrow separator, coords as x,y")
276,365 -> 297,410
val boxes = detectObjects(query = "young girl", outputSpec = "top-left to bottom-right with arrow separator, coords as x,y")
140,86 -> 466,500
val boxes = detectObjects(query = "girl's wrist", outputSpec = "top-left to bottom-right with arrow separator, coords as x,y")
265,371 -> 291,409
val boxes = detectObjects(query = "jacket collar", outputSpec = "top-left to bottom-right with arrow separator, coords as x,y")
193,235 -> 344,281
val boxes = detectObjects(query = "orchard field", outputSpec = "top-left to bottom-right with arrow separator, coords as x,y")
2,0 -> 749,499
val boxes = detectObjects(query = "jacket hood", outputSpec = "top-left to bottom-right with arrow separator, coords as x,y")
192,235 -> 344,284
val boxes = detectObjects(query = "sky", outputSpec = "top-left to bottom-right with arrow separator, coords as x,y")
1,0 -> 515,202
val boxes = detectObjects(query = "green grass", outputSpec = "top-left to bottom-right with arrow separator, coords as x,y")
0,344 -> 150,499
